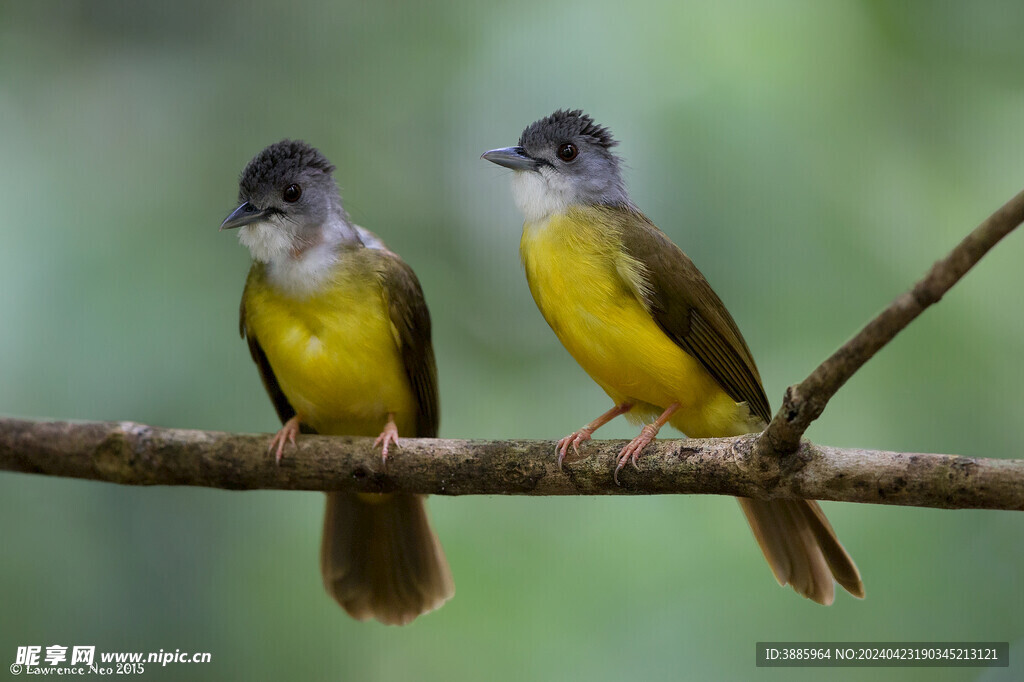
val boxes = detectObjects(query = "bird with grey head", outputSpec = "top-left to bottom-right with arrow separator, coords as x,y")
482,109 -> 863,606
222,140 -> 452,626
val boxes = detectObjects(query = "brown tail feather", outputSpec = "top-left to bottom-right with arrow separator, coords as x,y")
320,492 -> 454,625
738,498 -> 864,605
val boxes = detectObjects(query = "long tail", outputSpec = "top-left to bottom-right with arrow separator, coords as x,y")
320,491 -> 454,625
738,498 -> 864,605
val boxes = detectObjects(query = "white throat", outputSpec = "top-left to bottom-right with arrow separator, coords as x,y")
239,214 -> 358,297
265,241 -> 342,297
510,167 -> 574,224
237,213 -> 295,264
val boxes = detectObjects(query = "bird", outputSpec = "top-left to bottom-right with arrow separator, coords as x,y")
221,139 -> 453,625
482,110 -> 863,605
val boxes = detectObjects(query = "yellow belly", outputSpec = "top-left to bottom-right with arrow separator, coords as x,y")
521,208 -> 750,438
243,259 -> 415,437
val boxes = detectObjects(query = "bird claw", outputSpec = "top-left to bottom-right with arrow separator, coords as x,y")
614,426 -> 657,485
555,429 -> 591,471
613,456 -> 628,486
374,420 -> 400,467
268,417 -> 302,465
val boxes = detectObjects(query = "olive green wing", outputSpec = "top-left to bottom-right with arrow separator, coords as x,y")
614,207 -> 772,424
379,252 -> 440,439
239,266 -> 306,429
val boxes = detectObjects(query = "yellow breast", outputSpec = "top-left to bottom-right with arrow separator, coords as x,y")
242,253 -> 415,437
520,207 -> 745,437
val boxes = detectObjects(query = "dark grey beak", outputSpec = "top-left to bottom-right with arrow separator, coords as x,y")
481,146 -> 537,171
220,201 -> 272,230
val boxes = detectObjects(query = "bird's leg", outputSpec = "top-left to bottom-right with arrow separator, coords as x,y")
373,413 -> 400,466
614,403 -> 680,485
556,402 -> 634,470
268,415 -> 303,465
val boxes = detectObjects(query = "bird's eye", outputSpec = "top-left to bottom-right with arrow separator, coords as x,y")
557,143 -> 578,162
283,184 -> 302,202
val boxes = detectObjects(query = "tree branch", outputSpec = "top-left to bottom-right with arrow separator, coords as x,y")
1,418 -> 1021,510
755,186 -> 1024,458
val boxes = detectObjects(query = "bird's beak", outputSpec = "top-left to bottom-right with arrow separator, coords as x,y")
219,201 -> 272,230
481,146 -> 538,171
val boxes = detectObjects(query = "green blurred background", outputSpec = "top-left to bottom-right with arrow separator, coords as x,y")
2,1 -> 1023,680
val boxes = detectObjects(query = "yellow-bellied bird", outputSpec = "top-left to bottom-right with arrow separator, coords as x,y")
483,111 -> 863,605
222,140 -> 453,624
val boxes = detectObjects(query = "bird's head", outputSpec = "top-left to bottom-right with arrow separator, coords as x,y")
221,140 -> 355,263
482,109 -> 629,222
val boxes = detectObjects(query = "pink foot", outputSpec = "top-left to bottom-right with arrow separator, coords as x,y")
614,423 -> 659,485
268,415 -> 302,465
373,417 -> 400,466
555,428 -> 594,470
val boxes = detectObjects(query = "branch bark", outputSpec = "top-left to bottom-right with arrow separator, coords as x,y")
1,418 -> 1021,510
755,186 -> 1024,459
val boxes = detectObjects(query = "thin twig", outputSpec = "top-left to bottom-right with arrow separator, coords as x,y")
755,186 -> 1024,459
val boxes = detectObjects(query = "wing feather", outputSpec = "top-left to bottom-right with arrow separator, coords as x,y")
614,207 -> 772,424
379,253 -> 440,439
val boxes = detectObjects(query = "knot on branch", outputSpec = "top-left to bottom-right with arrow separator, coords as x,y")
782,385 -> 801,423
910,285 -> 941,310
753,384 -> 817,460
